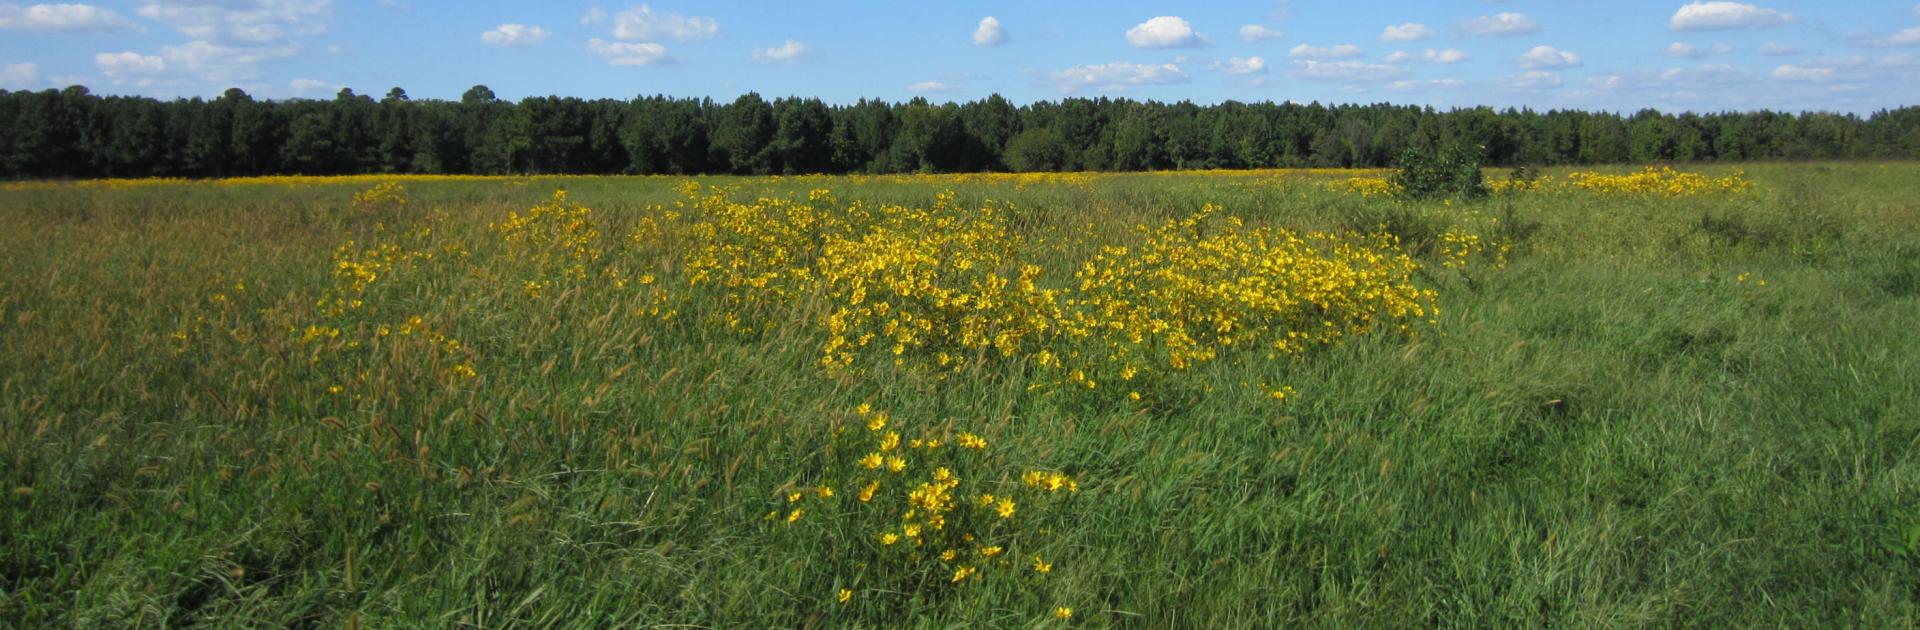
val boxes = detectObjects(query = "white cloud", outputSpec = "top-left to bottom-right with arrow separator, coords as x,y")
973,16 -> 1006,46
1459,12 -> 1540,37
1760,42 -> 1798,55
1498,70 -> 1563,89
1,62 -> 39,88
1289,43 -> 1362,59
95,38 -> 295,86
1126,16 -> 1203,48
1290,59 -> 1404,82
137,0 -> 332,45
481,23 -> 548,47
612,4 -> 717,42
1772,64 -> 1834,80
1390,78 -> 1464,91
0,3 -> 138,32
580,7 -> 605,26
1518,45 -> 1580,69
94,51 -> 166,84
1890,27 -> 1920,46
751,39 -> 809,64
1048,61 -> 1189,93
587,38 -> 673,66
158,39 -> 289,82
1670,42 -> 1734,57
1214,56 -> 1267,75
1380,22 -> 1432,42
287,77 -> 336,95
1239,24 -> 1282,42
1386,48 -> 1466,64
907,80 -> 954,93
1670,2 -> 1796,31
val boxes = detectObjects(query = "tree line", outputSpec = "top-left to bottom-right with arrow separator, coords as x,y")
3,84 -> 1918,179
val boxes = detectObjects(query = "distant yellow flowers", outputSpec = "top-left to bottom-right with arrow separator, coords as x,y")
1566,166 -> 1752,195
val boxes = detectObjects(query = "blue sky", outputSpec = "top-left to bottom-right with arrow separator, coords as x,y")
3,1 -> 1919,113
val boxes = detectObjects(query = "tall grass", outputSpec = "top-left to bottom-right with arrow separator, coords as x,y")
2,163 -> 1916,626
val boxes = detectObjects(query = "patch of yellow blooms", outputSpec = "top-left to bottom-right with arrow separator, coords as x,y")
774,404 -> 1076,616
1565,166 -> 1752,195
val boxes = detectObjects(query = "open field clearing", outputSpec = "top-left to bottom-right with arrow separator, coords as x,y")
2,163 -> 1917,626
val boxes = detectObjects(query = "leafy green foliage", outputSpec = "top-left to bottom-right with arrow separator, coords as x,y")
1391,144 -> 1489,200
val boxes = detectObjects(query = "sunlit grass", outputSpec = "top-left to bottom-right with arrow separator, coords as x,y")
2,163 -> 1916,626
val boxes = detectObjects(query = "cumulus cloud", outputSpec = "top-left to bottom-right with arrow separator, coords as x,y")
1126,16 -> 1203,48
1772,64 -> 1833,80
1214,56 -> 1267,75
1390,78 -> 1464,92
587,38 -> 673,66
907,80 -> 955,94
1,61 -> 39,88
1386,48 -> 1467,64
94,38 -> 295,86
287,77 -> 337,95
1668,42 -> 1734,57
0,3 -> 138,32
1890,27 -> 1920,46
159,39 -> 288,81
973,16 -> 1006,46
1380,22 -> 1432,42
1498,70 -> 1564,89
137,0 -> 332,45
580,7 -> 605,26
481,23 -> 548,47
1459,13 -> 1540,37
1289,43 -> 1362,59
1518,45 -> 1580,69
94,50 -> 167,84
751,39 -> 809,64
1670,2 -> 1796,31
1290,59 -> 1404,82
1760,42 -> 1798,55
1048,61 -> 1189,93
1239,24 -> 1282,42
613,4 -> 717,42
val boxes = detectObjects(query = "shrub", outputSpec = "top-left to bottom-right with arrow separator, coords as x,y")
1391,145 -> 1488,200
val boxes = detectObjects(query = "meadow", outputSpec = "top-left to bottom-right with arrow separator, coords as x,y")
1,163 -> 1916,626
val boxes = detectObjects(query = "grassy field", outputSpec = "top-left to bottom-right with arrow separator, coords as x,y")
2,164 -> 1917,627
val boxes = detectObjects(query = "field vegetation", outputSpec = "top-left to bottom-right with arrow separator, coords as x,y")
2,163 -> 1917,626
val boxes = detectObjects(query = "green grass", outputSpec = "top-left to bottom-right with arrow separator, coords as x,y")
2,163 -> 1917,627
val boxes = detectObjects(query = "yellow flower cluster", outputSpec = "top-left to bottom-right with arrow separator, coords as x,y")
1487,175 -> 1553,194
1062,206 -> 1436,386
1438,227 -> 1484,269
674,187 -> 1435,397
351,181 -> 410,211
1565,167 -> 1753,196
491,189 -> 604,284
776,405 -> 1075,609
291,183 -> 481,398
1329,176 -> 1401,199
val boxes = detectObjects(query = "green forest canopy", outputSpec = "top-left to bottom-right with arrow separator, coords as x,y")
3,85 -> 1917,179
